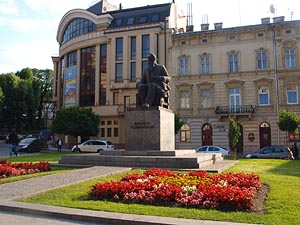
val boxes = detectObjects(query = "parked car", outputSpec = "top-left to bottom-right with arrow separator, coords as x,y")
16,138 -> 45,153
196,146 -> 229,156
0,132 -> 8,140
71,140 -> 114,153
244,146 -> 292,159
26,133 -> 40,139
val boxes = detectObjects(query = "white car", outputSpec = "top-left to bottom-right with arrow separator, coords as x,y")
196,146 -> 229,156
72,140 -> 114,153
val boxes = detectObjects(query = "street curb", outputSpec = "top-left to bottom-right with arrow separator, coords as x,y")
0,200 -> 257,225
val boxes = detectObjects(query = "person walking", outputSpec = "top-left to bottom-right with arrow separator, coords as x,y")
56,138 -> 63,152
293,143 -> 299,160
8,129 -> 19,157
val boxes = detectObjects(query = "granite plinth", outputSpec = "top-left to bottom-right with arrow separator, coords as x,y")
125,107 -> 174,151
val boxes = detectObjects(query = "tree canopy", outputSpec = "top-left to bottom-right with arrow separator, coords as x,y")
0,68 -> 53,133
51,106 -> 100,141
278,109 -> 300,133
175,113 -> 184,134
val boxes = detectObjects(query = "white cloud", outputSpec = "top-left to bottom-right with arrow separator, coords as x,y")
0,0 -> 18,15
1,40 -> 57,72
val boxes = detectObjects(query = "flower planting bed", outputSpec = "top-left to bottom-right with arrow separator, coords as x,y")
90,168 -> 261,211
0,160 -> 50,178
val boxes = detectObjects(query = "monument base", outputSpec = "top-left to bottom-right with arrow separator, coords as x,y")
125,107 -> 174,151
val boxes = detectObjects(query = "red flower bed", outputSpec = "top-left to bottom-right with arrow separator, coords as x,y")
90,168 -> 261,211
0,160 -> 51,178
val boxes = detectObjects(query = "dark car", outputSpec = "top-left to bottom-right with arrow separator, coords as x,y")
244,146 -> 292,159
16,138 -> 45,153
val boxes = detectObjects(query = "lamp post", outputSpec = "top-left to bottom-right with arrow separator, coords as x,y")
43,101 -> 56,129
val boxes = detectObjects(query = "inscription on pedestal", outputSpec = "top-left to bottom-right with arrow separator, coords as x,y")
131,122 -> 154,129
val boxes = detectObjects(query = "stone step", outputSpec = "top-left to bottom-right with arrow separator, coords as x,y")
58,152 -> 232,171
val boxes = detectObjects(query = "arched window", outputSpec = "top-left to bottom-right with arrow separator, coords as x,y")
180,124 -> 191,142
63,18 -> 96,43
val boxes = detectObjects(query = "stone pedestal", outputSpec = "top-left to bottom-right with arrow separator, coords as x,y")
125,107 -> 174,151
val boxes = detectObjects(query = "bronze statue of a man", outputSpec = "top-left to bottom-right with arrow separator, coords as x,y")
137,53 -> 170,108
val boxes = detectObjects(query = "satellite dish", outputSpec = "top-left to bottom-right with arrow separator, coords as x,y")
270,4 -> 275,14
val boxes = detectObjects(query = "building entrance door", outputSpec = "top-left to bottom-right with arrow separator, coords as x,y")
236,124 -> 244,156
260,122 -> 271,148
202,123 -> 212,146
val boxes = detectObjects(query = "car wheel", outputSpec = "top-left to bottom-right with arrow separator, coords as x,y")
97,149 -> 103,153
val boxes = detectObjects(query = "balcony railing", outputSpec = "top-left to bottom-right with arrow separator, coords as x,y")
215,105 -> 255,115
117,104 -> 137,114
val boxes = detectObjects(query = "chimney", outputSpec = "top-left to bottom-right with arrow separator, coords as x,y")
186,25 -> 194,32
273,16 -> 285,23
214,22 -> 223,30
261,17 -> 270,24
119,3 -> 122,10
201,23 -> 209,31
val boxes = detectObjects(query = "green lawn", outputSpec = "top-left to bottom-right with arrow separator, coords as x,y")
4,152 -> 74,163
18,159 -> 300,225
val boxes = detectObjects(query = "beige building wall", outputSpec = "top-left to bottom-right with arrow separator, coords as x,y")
171,18 -> 300,154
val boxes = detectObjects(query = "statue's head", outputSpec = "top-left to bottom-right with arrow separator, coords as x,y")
148,53 -> 156,64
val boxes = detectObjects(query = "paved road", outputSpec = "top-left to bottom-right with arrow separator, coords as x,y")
0,211 -> 103,225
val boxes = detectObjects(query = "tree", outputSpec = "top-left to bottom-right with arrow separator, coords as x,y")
228,117 -> 241,159
51,106 -> 100,148
278,109 -> 300,145
174,113 -> 184,134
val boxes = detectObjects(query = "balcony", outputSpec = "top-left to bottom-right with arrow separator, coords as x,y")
117,104 -> 137,114
215,105 -> 255,116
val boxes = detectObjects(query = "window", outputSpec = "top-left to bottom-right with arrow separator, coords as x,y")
285,49 -> 296,69
257,33 -> 264,38
200,56 -> 210,74
115,19 -> 122,26
142,35 -> 150,58
151,14 -> 159,22
63,18 -> 96,43
180,124 -> 191,142
107,128 -> 112,137
114,128 -> 119,137
80,46 -> 96,107
130,37 -> 136,60
229,54 -> 239,72
127,17 -> 134,25
67,51 -> 77,67
99,44 -> 107,105
100,128 -> 105,137
115,63 -> 123,82
287,85 -> 298,104
116,38 -> 123,61
139,16 -> 147,23
257,51 -> 268,70
200,90 -> 211,108
258,87 -> 270,105
286,30 -> 292,34
180,90 -> 190,109
130,37 -> 136,81
179,58 -> 189,75
130,62 -> 136,81
229,88 -> 241,112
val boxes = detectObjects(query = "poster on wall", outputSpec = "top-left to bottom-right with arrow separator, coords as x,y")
64,66 -> 77,107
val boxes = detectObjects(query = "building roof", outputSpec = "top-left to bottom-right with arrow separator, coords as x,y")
87,1 -> 172,28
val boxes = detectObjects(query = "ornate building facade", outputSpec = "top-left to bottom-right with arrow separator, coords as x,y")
171,17 -> 300,154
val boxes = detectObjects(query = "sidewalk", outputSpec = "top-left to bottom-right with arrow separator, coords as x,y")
0,166 -> 259,225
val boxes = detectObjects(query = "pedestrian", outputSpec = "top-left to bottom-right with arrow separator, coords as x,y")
56,138 -> 63,152
293,143 -> 299,160
8,129 -> 19,157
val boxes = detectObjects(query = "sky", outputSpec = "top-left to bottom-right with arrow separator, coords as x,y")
0,0 -> 299,73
